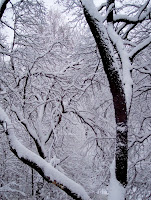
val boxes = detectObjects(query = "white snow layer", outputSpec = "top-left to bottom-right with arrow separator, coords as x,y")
0,0 -> 6,9
81,0 -> 133,111
0,106 -> 90,200
81,0 -> 103,22
107,24 -> 133,111
108,160 -> 126,200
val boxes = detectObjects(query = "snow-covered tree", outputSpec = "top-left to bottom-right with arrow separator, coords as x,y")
0,0 -> 151,200
79,0 -> 150,199
0,1 -> 92,199
57,0 -> 151,199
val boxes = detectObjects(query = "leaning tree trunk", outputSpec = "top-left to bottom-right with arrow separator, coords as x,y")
81,1 -> 128,188
0,0 -> 10,19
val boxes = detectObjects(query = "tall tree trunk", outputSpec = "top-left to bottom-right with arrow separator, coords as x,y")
81,2 -> 128,188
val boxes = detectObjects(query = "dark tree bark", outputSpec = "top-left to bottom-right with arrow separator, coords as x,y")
106,0 -> 114,22
0,0 -> 10,19
81,1 -> 128,187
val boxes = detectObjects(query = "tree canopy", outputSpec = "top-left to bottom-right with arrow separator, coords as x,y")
0,0 -> 151,199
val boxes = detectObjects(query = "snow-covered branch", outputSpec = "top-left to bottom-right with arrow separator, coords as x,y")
0,0 -> 9,19
80,0 -> 103,22
103,3 -> 115,22
129,37 -> 151,61
12,107 -> 46,159
134,67 -> 151,75
0,106 -> 91,200
129,132 -> 151,149
80,0 -> 128,191
114,0 -> 150,25
107,24 -> 133,111
114,12 -> 150,23
97,2 -> 106,12
114,1 -> 151,24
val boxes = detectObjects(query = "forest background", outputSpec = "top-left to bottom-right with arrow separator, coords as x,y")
0,0 -> 151,200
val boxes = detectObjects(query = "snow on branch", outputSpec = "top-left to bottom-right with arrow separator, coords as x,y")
135,68 -> 151,75
129,116 -> 151,148
108,160 -> 126,200
137,0 -> 150,17
114,11 -> 150,23
114,0 -> 151,24
80,0 -> 103,22
122,24 -> 136,40
0,0 -> 9,19
11,106 -> 46,159
129,132 -> 151,149
0,106 -> 91,200
103,3 -> 115,22
129,37 -> 151,61
107,24 -> 133,111
97,2 -> 106,12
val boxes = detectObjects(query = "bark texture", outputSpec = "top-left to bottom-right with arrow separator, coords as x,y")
82,4 -> 128,187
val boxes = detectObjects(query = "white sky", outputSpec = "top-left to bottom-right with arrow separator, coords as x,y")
44,0 -> 104,8
2,0 -> 105,43
44,0 -> 57,8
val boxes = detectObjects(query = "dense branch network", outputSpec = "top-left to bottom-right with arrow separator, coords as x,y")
0,0 -> 151,199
